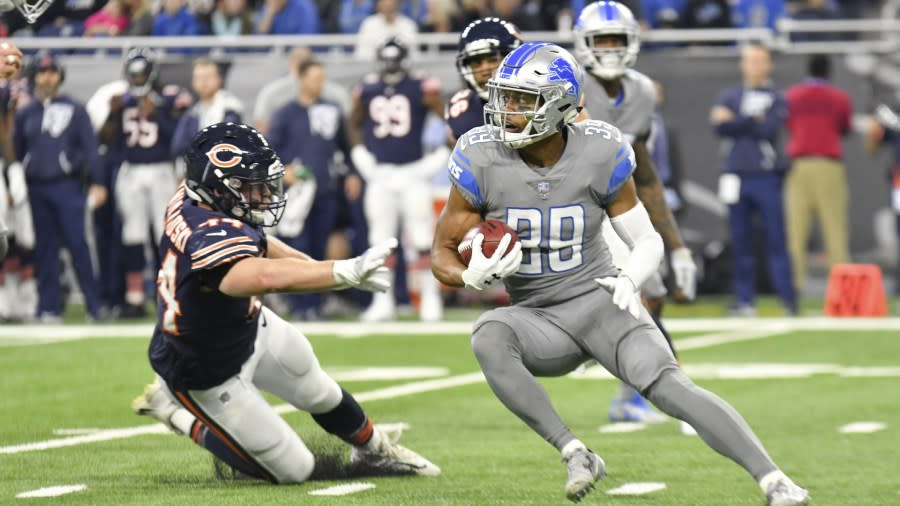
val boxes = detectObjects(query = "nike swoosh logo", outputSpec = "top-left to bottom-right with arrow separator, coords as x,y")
206,230 -> 227,237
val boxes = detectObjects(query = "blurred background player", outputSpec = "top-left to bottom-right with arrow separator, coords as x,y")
349,36 -> 447,322
445,17 -> 522,145
268,59 -> 354,320
573,0 -> 697,423
12,53 -> 106,322
131,122 -> 440,483
100,47 -> 192,318
171,57 -> 244,158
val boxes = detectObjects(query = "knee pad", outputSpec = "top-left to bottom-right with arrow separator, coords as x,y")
269,327 -> 341,413
261,426 -> 316,484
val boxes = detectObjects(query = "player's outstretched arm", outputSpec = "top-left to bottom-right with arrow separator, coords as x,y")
631,139 -> 697,300
266,234 -> 314,261
219,239 -> 397,297
431,186 -> 483,288
597,177 -> 664,318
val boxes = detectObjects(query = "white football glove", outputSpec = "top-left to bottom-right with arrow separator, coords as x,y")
461,233 -> 523,291
350,145 -> 377,181
670,247 -> 697,301
333,238 -> 397,292
595,274 -> 642,319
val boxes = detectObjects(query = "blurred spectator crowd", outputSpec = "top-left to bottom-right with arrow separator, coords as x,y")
0,0 -> 884,40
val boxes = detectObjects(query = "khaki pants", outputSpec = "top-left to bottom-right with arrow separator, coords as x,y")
784,157 -> 849,291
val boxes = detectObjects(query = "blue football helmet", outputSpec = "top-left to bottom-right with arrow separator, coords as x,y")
456,17 -> 522,101
185,122 -> 287,228
123,47 -> 159,98
573,1 -> 641,80
484,42 -> 583,149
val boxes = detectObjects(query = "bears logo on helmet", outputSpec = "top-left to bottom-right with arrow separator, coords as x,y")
206,143 -> 244,169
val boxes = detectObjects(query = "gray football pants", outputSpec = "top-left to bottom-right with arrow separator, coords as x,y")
470,288 -> 777,481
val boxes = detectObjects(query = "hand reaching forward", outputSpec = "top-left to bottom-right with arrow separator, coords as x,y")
595,274 -> 641,319
333,238 -> 398,292
461,233 -> 522,291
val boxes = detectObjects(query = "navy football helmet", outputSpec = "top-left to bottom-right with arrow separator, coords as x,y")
376,37 -> 409,85
184,122 -> 287,228
456,17 -> 522,100
123,47 -> 159,98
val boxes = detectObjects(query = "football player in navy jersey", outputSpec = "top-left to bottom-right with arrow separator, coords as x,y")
131,122 -> 440,483
445,17 -> 522,145
349,37 -> 448,322
99,47 -> 193,318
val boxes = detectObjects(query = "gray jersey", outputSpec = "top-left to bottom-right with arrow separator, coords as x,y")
449,121 -> 637,307
581,69 -> 656,143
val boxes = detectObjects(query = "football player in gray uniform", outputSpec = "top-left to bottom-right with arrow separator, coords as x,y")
573,0 -> 696,424
432,42 -> 809,506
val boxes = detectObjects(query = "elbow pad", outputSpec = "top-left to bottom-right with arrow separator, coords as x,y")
609,202 -> 664,289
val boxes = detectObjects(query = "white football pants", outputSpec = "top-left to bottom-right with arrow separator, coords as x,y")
115,161 -> 177,246
159,307 -> 343,483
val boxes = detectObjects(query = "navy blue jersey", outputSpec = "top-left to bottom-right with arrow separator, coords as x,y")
13,95 -> 101,184
268,99 -> 348,193
355,72 -> 439,164
444,88 -> 485,144
149,185 -> 267,390
120,85 -> 191,164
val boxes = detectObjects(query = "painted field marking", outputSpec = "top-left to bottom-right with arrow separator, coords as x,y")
0,373 -> 486,455
15,484 -> 87,498
606,482 -> 667,495
3,317 -> 900,344
838,422 -> 887,434
308,482 -> 376,496
327,366 -> 449,382
598,423 -> 648,434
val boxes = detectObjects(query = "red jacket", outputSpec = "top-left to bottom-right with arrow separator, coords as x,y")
785,79 -> 852,160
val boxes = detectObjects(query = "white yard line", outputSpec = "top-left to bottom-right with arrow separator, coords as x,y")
308,482 -> 376,496
15,484 -> 87,498
2,317 -> 900,344
0,317 -> 894,454
0,372 -> 487,455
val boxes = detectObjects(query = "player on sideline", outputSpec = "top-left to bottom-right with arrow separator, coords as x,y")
445,17 -> 522,145
131,122 -> 440,483
0,41 -> 22,261
349,37 -> 448,322
431,42 -> 809,505
572,0 -> 696,424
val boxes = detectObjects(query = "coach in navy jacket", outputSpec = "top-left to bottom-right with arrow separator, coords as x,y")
710,43 -> 796,316
12,54 -> 104,321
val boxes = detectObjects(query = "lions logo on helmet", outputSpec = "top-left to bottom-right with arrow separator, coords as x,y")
484,42 -> 583,149
573,1 -> 641,80
124,47 -> 159,98
456,17 -> 522,101
185,123 -> 287,228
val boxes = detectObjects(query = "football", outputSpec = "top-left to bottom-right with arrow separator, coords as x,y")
457,219 -> 520,266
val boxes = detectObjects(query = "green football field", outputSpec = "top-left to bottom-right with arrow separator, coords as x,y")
1,318 -> 899,505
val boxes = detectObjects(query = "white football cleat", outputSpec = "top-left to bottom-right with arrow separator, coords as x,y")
131,381 -> 181,434
766,477 -> 810,506
350,427 -> 440,477
563,447 -> 605,503
360,292 -> 396,322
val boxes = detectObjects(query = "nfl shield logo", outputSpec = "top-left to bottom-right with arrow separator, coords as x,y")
537,181 -> 551,199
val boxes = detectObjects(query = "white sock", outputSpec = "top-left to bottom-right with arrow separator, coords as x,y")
759,469 -> 788,493
170,409 -> 196,436
560,439 -> 586,458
